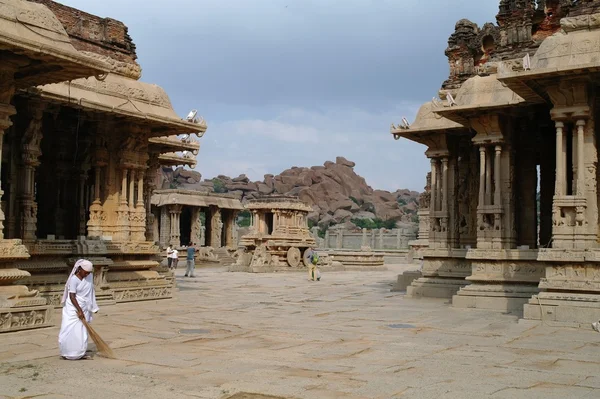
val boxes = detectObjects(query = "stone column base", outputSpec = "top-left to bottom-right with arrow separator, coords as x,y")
0,304 -> 52,333
391,270 -> 422,292
453,284 -> 539,312
407,277 -> 469,299
523,292 -> 600,326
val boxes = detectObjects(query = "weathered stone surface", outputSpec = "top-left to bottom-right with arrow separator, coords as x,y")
333,209 -> 353,224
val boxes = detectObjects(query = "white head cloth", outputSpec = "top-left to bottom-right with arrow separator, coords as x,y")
60,259 -> 99,313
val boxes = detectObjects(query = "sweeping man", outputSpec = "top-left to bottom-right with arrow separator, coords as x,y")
58,259 -> 99,360
306,247 -> 321,281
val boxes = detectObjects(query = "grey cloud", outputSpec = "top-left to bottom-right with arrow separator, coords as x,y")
61,0 -> 500,191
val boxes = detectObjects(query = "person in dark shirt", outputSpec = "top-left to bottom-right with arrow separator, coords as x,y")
184,242 -> 196,277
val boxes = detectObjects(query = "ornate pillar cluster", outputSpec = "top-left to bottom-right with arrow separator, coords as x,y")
0,65 -> 52,332
547,81 -> 597,249
169,204 -> 182,247
19,102 -> 45,241
428,154 -> 451,249
470,115 -> 514,250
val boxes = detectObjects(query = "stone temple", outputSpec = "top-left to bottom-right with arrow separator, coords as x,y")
0,0 -> 205,333
392,0 -> 600,325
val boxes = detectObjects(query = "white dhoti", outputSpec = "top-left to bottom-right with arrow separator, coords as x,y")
58,297 -> 90,359
58,267 -> 98,360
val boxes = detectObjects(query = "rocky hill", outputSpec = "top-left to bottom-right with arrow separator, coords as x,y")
160,157 -> 420,229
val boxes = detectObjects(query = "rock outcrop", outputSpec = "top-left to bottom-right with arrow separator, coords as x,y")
159,157 -> 420,228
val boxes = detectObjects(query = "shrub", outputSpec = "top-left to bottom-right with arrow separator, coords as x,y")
213,179 -> 227,193
237,210 -> 251,227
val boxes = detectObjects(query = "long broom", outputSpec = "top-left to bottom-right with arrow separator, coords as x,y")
81,318 -> 116,359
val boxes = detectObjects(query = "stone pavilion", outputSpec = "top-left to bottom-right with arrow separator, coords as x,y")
392,0 -> 600,325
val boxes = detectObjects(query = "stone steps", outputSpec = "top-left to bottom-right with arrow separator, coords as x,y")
213,248 -> 236,266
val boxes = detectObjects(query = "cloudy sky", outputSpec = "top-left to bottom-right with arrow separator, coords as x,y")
62,0 -> 498,191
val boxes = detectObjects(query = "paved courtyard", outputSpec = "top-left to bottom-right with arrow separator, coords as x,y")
1,264 -> 600,399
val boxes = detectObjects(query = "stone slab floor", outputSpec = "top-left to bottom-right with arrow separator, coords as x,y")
1,264 -> 600,399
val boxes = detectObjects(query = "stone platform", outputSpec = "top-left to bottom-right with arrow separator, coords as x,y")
1,264 -> 599,398
407,250 -> 471,299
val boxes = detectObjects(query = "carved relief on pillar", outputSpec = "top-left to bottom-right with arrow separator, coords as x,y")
18,114 -> 41,239
210,206 -> 223,248
0,66 -> 17,239
115,168 -> 131,241
159,206 -> 170,247
190,207 -> 203,246
130,168 -> 147,242
87,138 -> 109,238
144,154 -> 159,241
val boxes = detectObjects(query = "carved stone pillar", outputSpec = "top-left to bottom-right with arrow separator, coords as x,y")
548,108 -> 596,248
190,207 -> 202,246
210,206 -> 223,248
87,142 -> 108,238
469,114 -> 514,250
428,155 -> 451,249
130,169 -> 146,242
0,67 -> 51,333
19,103 -> 45,241
554,121 -> 565,197
576,119 -> 585,197
478,146 -> 486,208
169,204 -> 182,247
430,158 -> 438,215
223,210 -> 238,248
115,168 -> 130,241
159,206 -> 170,247
144,155 -> 159,242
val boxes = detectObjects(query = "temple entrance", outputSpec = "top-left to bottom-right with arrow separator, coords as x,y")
265,212 -> 274,234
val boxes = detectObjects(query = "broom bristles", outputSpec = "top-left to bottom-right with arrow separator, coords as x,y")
81,318 -> 116,359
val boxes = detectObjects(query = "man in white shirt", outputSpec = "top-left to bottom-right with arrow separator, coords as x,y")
171,248 -> 179,270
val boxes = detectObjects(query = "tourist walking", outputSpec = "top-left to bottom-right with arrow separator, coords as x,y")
58,259 -> 98,360
185,242 -> 196,277
166,245 -> 174,269
171,247 -> 179,270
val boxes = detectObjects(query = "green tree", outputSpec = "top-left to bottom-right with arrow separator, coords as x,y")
237,210 -> 251,227
213,179 -> 227,193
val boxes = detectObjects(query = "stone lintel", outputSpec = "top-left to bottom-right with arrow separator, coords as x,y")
550,105 -> 590,121
422,248 -> 468,259
537,248 -> 586,262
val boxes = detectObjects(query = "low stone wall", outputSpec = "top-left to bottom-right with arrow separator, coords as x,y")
312,227 -> 417,251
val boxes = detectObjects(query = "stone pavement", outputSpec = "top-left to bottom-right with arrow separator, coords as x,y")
1,264 -> 600,399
